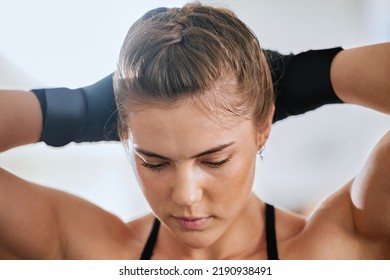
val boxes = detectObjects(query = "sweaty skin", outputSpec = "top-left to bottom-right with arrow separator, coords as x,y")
0,44 -> 389,259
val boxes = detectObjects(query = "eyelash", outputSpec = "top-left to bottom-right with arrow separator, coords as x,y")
204,155 -> 232,169
140,155 -> 232,172
140,162 -> 167,171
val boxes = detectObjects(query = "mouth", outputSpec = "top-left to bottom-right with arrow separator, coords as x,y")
173,216 -> 211,231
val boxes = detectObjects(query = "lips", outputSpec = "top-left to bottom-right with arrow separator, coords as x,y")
174,216 -> 210,230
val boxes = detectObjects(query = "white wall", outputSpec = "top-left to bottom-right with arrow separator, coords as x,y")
0,0 -> 389,221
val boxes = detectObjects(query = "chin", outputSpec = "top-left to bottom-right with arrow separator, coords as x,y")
174,229 -> 219,249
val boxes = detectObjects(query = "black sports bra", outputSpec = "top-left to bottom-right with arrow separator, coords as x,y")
140,203 -> 279,260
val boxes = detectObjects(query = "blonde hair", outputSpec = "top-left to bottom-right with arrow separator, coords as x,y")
114,3 -> 274,140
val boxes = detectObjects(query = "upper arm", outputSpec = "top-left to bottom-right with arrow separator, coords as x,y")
0,90 -> 42,152
350,130 -> 390,241
0,167 -> 63,259
0,167 -> 133,259
330,42 -> 390,114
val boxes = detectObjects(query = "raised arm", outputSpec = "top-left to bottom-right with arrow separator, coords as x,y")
0,167 -> 64,259
342,43 -> 390,249
0,90 -> 60,258
331,42 -> 390,114
0,163 -> 132,259
0,91 -> 130,259
32,48 -> 343,147
0,90 -> 42,152
350,130 -> 390,246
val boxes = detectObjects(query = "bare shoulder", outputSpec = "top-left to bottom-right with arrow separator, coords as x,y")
277,184 -> 356,259
126,213 -> 155,243
44,191 -> 156,259
280,181 -> 388,259
0,167 -> 145,259
125,213 -> 156,257
274,206 -> 306,243
278,131 -> 390,259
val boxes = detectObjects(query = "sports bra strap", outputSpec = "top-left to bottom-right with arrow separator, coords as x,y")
265,203 -> 279,260
140,218 -> 160,260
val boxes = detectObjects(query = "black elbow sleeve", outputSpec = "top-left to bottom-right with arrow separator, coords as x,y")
33,47 -> 344,147
268,47 -> 344,122
31,74 -> 118,147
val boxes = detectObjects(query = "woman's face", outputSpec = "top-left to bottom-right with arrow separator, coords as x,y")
128,96 -> 265,248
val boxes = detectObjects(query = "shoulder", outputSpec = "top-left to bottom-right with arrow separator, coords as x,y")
280,179 -> 389,259
62,210 -> 155,259
125,213 -> 156,257
277,184 -> 357,259
279,131 -> 390,259
273,206 -> 306,243
44,185 -> 155,259
350,130 -> 390,246
126,213 -> 155,239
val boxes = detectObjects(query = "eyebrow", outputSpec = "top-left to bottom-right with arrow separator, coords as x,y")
134,142 -> 235,161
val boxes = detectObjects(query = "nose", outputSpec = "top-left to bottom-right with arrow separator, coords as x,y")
171,166 -> 203,207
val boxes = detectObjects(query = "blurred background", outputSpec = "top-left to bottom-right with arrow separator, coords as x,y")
0,0 -> 389,221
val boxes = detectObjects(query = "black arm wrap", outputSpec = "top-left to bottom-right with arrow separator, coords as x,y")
32,47 -> 343,147
32,74 -> 118,147
268,47 -> 344,122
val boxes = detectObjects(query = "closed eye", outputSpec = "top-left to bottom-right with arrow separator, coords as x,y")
140,161 -> 169,171
203,155 -> 232,168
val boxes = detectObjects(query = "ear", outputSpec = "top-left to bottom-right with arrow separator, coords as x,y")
255,104 -> 275,149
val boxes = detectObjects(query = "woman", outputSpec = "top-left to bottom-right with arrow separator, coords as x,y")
0,3 -> 389,259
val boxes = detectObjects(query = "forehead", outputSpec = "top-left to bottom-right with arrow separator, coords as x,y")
129,97 -> 235,138
128,98 -> 255,158
128,75 -> 251,130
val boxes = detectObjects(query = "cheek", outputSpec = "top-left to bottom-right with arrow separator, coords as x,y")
217,155 -> 257,201
134,166 -> 168,206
